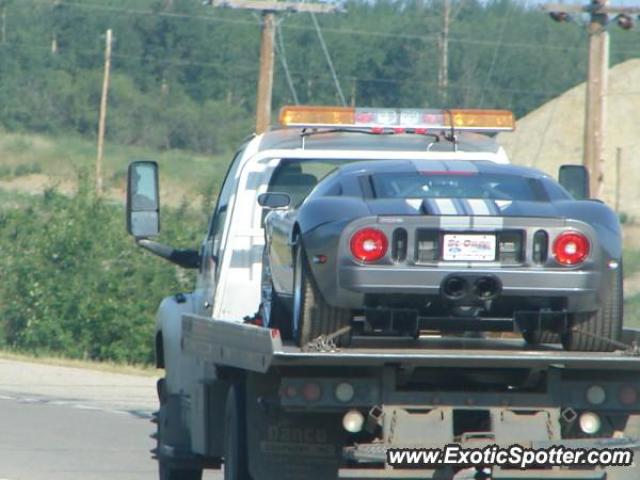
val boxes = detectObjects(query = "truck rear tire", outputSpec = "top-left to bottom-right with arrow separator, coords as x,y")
562,266 -> 623,352
157,379 -> 203,480
224,385 -> 251,480
159,462 -> 202,480
293,243 -> 351,348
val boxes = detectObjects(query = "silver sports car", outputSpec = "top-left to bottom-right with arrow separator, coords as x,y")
259,159 -> 622,352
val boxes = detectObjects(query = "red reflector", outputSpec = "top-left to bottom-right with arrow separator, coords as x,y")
553,232 -> 589,266
350,228 -> 388,263
302,383 -> 322,402
371,127 -> 384,134
285,385 -> 297,398
619,385 -> 638,405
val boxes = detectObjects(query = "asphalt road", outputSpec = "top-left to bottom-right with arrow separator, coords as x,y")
0,359 -> 221,480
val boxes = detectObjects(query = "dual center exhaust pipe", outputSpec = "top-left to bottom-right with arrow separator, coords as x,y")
441,274 -> 502,303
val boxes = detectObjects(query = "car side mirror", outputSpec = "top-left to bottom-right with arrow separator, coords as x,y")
559,164 -> 590,200
258,192 -> 291,209
127,161 -> 160,238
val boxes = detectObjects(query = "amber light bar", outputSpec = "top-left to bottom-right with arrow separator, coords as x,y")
279,106 -> 515,132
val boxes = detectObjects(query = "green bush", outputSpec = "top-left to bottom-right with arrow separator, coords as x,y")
0,174 -> 203,363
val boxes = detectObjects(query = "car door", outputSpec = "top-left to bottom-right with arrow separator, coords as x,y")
195,147 -> 246,317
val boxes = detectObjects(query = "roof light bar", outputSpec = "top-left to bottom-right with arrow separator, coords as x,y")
279,106 -> 515,132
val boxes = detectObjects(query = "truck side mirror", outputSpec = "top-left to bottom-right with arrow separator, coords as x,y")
127,161 -> 160,238
258,192 -> 291,209
559,165 -> 590,200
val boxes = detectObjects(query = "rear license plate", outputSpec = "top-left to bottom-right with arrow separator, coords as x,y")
442,234 -> 496,261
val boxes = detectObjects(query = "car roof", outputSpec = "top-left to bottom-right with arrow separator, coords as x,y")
333,159 -> 548,179
257,128 -> 503,154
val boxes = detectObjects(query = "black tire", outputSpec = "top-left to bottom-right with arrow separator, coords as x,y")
157,378 -> 203,480
223,386 -> 251,480
264,283 -> 293,340
561,265 -> 623,352
522,329 -> 560,345
292,243 -> 351,348
261,249 -> 293,339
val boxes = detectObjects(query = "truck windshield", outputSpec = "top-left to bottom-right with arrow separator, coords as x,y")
371,172 -> 546,202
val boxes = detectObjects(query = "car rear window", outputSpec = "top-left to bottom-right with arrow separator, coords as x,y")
371,172 -> 546,201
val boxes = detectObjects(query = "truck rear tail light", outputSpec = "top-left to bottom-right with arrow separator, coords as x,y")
553,232 -> 590,266
619,385 -> 638,406
335,382 -> 355,403
284,385 -> 297,398
585,385 -> 606,405
532,230 -> 548,264
302,382 -> 322,402
350,228 -> 388,263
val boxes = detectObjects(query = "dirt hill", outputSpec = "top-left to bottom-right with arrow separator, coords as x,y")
497,58 -> 640,218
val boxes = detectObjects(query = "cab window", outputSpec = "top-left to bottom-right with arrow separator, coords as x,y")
266,158 -> 345,207
209,148 -> 245,249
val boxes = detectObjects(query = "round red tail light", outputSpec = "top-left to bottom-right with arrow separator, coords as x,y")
553,232 -> 590,266
619,385 -> 638,406
350,228 -> 388,263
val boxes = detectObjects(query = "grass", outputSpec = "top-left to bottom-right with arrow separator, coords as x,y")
625,295 -> 640,329
623,248 -> 640,278
0,349 -> 158,377
0,130 -> 232,206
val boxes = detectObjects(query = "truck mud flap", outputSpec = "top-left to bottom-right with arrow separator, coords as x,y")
245,372 -> 347,480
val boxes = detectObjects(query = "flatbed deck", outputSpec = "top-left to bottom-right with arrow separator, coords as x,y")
183,314 -> 640,373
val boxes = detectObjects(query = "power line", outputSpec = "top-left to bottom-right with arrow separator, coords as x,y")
275,19 -> 299,105
21,0 -> 640,54
479,0 -> 521,106
309,12 -> 346,106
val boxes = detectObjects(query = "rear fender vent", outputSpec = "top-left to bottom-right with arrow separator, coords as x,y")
391,228 -> 408,262
532,230 -> 548,264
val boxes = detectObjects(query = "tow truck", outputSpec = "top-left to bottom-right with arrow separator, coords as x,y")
125,106 -> 640,480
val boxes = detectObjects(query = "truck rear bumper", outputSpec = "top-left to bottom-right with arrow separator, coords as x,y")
338,468 -> 605,480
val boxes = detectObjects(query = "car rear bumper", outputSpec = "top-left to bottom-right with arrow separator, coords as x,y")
337,266 -> 601,311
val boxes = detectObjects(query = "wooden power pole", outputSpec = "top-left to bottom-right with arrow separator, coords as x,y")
96,28 -> 113,195
541,1 -> 640,198
207,0 -> 341,134
438,0 -> 450,103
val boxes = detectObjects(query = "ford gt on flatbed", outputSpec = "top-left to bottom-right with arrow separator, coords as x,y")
260,120 -> 622,353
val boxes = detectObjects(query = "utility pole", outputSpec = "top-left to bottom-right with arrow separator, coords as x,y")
96,28 -> 113,195
541,1 -> 640,198
1,2 -> 6,45
206,0 -> 342,134
438,0 -> 450,103
257,12 -> 275,135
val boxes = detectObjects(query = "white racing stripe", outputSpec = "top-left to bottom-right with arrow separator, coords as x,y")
466,198 -> 491,216
434,198 -> 458,215
405,198 -> 422,211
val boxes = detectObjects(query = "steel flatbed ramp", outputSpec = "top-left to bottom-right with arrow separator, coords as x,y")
182,314 -> 640,374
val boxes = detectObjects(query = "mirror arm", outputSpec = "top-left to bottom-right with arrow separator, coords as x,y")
136,239 -> 201,269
